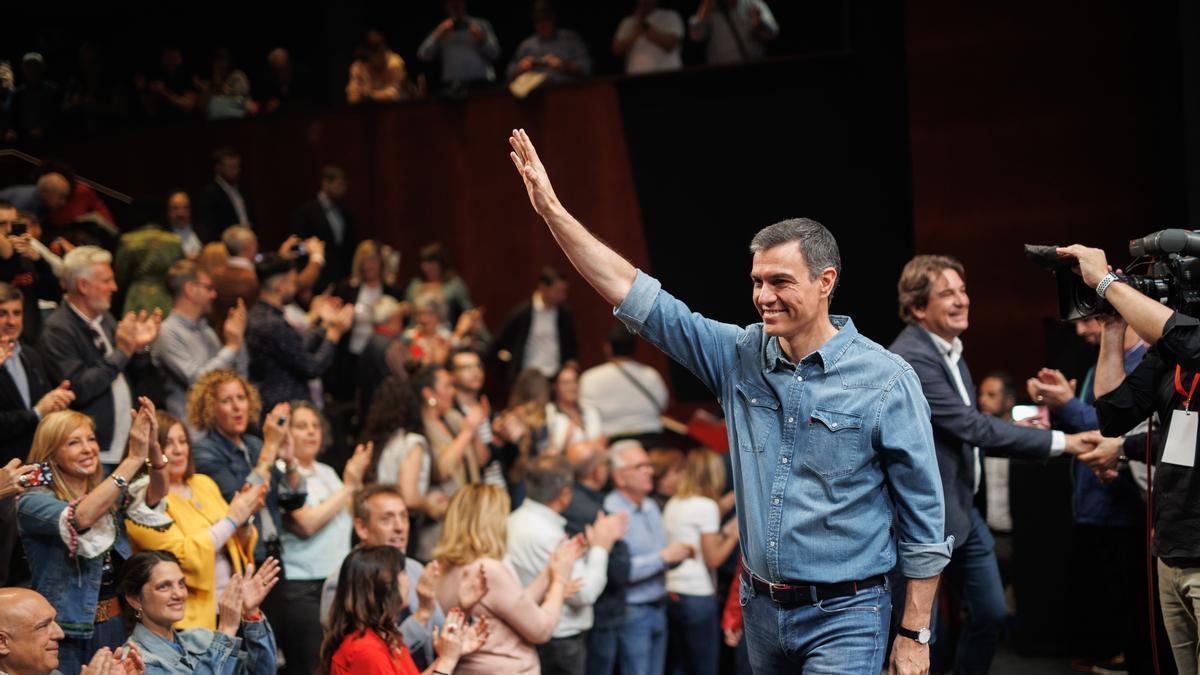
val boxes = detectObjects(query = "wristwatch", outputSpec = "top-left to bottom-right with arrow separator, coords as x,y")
1095,272 -> 1120,299
898,625 -> 932,644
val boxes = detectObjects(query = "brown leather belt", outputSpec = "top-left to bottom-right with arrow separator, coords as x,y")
95,596 -> 122,623
741,562 -> 885,606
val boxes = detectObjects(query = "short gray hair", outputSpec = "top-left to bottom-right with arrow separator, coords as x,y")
62,246 -> 112,294
608,439 -> 644,470
749,218 -> 842,296
221,225 -> 256,257
524,455 -> 573,505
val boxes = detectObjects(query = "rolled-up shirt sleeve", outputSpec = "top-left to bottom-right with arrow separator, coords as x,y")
877,367 -> 953,578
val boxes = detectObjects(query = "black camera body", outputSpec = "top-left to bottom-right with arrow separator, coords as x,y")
1029,228 -> 1200,320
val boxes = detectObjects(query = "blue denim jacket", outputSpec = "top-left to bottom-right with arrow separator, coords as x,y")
192,432 -> 305,564
129,618 -> 276,675
616,271 -> 952,583
17,487 -> 133,638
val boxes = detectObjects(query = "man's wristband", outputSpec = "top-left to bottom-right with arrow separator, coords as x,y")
1096,272 -> 1120,299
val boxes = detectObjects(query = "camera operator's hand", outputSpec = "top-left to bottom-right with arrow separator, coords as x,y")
1063,430 -> 1104,456
1056,245 -> 1111,289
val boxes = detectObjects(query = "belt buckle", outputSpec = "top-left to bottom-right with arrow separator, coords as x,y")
768,581 -> 792,604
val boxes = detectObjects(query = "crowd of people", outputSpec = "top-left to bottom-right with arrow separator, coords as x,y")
1,0 -> 780,143
0,126 -> 1189,675
0,135 -> 738,675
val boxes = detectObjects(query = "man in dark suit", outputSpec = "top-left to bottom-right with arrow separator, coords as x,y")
196,146 -> 254,235
490,266 -> 579,384
0,283 -> 74,463
888,254 -> 1100,675
0,282 -> 73,587
294,165 -> 356,291
40,246 -> 160,472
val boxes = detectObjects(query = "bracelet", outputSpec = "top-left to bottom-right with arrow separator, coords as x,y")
242,610 -> 263,622
111,474 -> 129,492
1095,272 -> 1120,299
146,455 -> 168,471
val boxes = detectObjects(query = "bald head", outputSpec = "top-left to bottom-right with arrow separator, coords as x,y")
0,587 -> 63,674
34,173 -> 70,211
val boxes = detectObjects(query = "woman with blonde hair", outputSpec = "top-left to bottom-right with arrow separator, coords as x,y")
333,239 -> 403,399
17,400 -> 169,674
662,448 -> 739,675
125,410 -> 266,630
433,484 -> 584,674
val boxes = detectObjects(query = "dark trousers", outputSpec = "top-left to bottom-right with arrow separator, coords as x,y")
586,623 -> 619,675
271,578 -> 325,675
1069,523 -> 1153,673
537,633 -> 587,675
934,507 -> 1008,675
667,592 -> 720,675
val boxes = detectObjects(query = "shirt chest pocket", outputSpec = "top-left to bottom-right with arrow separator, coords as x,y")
804,408 -> 863,479
735,381 -> 779,453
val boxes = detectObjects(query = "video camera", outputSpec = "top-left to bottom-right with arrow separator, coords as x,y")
1027,228 -> 1200,320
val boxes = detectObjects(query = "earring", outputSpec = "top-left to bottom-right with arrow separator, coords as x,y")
427,397 -> 438,407
135,608 -> 142,620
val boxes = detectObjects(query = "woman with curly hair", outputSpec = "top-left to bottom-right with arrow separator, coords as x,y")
188,369 -> 304,588
17,400 -> 169,674
125,410 -> 266,630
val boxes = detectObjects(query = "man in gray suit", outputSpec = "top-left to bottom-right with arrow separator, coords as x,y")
888,254 -> 1101,675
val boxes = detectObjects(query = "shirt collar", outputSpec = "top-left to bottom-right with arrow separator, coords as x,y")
517,498 -> 566,527
762,315 -> 857,374
67,299 -> 105,330
532,292 -> 548,312
5,341 -> 21,359
318,192 -> 335,210
226,257 -> 254,270
922,328 -> 963,363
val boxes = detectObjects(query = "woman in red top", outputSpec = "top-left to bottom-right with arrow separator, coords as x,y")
321,545 -> 488,675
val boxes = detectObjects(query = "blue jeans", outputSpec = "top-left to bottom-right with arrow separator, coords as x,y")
741,579 -> 890,674
617,602 -> 668,675
667,593 -> 720,675
933,507 -> 1007,675
586,623 -> 619,675
57,616 -> 125,675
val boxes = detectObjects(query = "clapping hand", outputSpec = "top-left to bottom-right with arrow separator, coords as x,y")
342,441 -> 373,490
458,561 -> 489,610
0,458 -> 37,500
80,645 -> 145,675
126,397 -> 158,463
433,608 -> 491,664
224,299 -> 247,350
217,572 -> 245,637
241,557 -> 281,617
115,309 -> 163,355
415,559 -> 441,624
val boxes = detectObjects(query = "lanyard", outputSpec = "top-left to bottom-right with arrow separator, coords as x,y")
1174,365 -> 1200,410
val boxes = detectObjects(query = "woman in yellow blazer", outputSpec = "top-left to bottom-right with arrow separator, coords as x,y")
126,411 -> 267,629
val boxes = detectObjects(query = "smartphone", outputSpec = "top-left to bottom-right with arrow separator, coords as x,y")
18,462 -> 54,488
1011,405 -> 1046,422
10,222 -> 26,236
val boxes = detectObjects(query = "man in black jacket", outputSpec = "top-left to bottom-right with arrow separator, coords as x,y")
294,165 -> 356,291
491,266 -> 578,384
40,246 -> 160,471
563,439 -> 631,675
888,254 -> 1098,675
196,146 -> 254,235
0,282 -> 73,586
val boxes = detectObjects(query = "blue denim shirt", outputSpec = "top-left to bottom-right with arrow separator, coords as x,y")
615,271 -> 952,583
129,618 -> 276,675
17,488 -> 134,638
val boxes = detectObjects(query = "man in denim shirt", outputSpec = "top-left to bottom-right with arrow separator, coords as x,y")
508,129 -> 952,674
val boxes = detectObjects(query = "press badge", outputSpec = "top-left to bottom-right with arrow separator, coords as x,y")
1163,410 -> 1197,468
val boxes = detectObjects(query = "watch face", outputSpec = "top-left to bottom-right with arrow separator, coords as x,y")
918,628 -> 932,644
